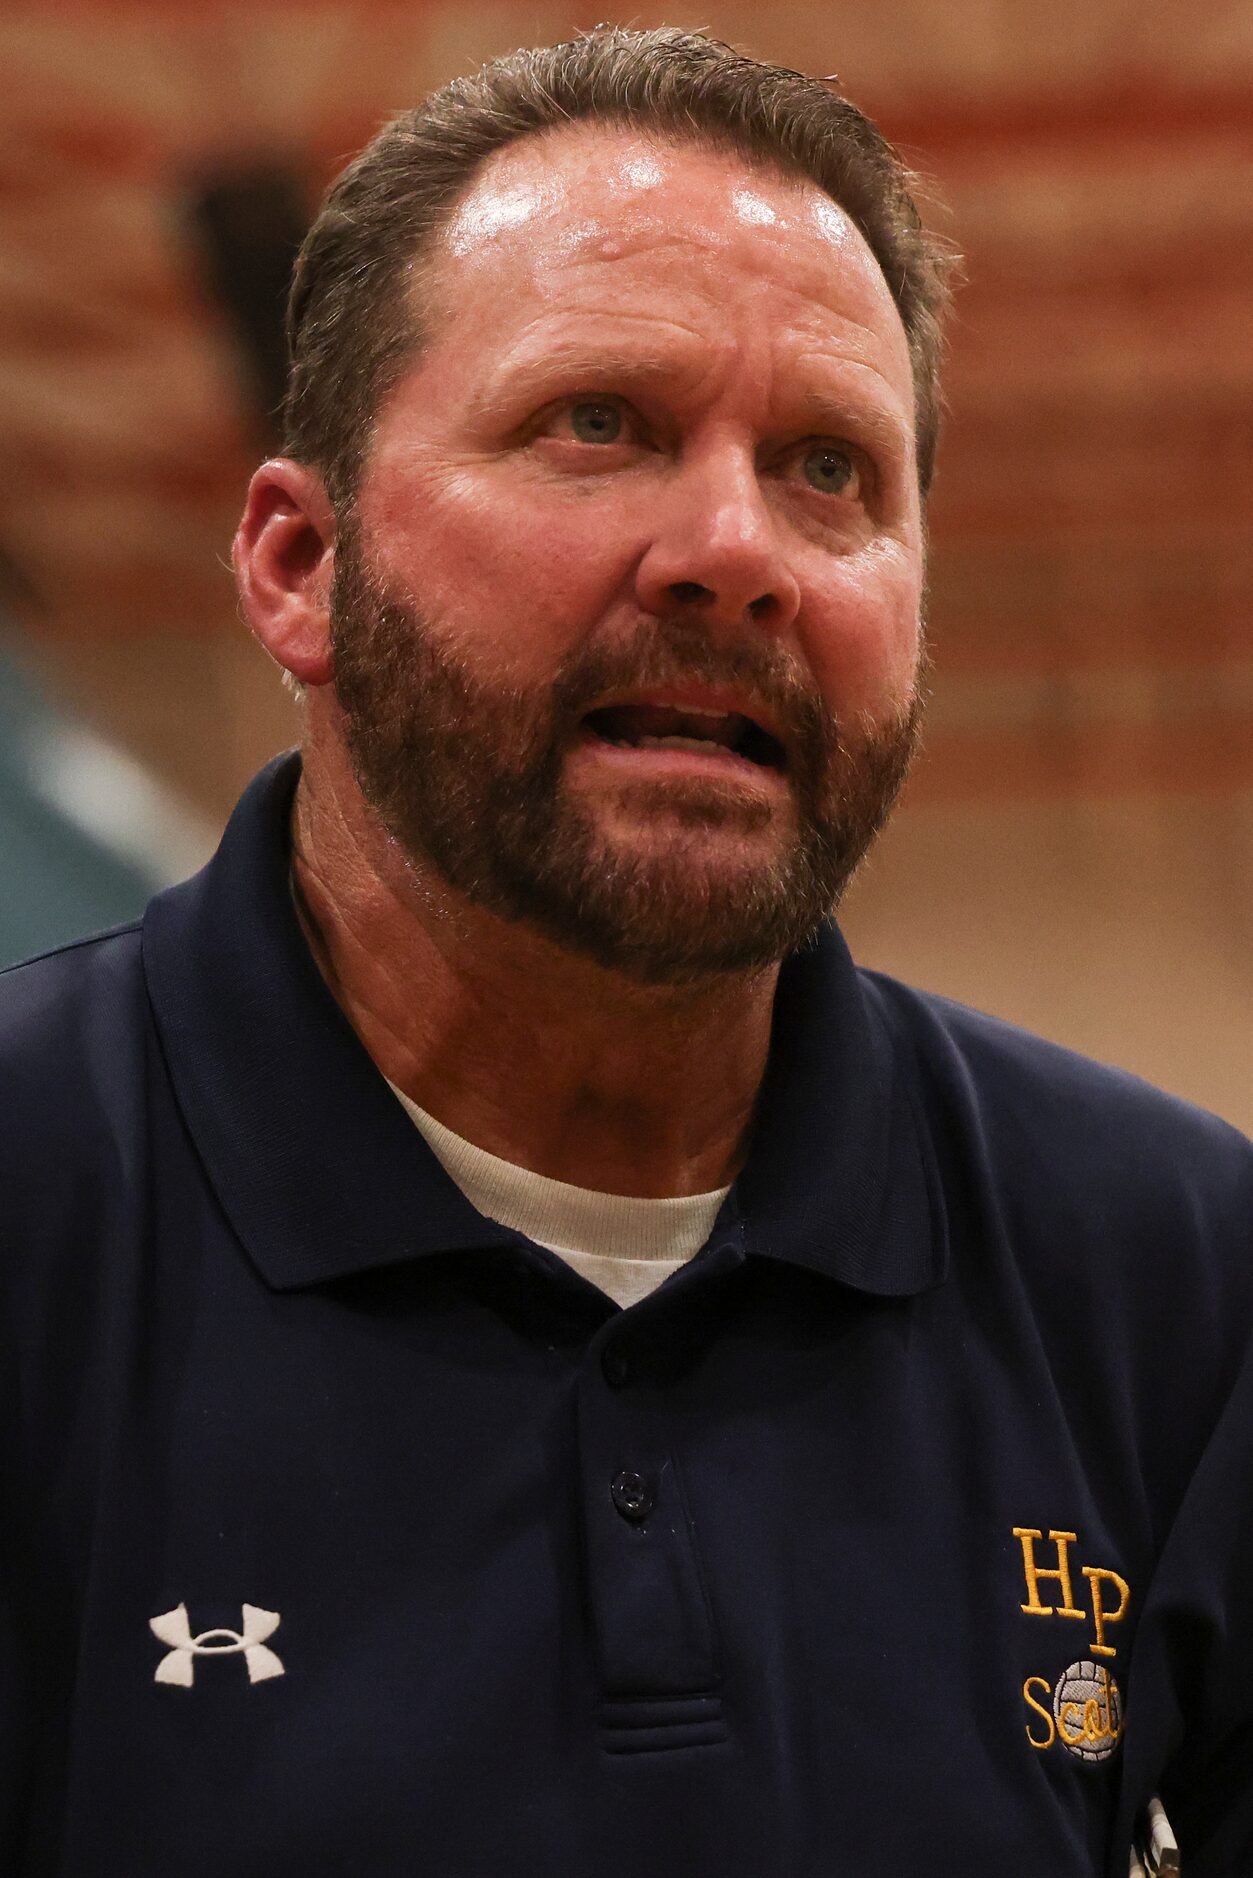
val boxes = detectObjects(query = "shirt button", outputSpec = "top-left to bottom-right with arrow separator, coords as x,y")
602,1348 -> 631,1388
610,1470 -> 655,1523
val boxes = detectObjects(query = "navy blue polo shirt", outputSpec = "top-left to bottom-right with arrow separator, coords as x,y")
3,753 -> 1253,1875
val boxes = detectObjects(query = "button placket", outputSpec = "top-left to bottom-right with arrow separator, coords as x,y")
576,1338 -> 720,1703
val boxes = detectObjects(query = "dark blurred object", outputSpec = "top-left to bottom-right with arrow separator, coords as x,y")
185,163 -> 310,446
0,632 -> 212,968
0,543 -> 43,622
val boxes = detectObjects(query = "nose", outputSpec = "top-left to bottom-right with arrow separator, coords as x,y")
633,445 -> 801,634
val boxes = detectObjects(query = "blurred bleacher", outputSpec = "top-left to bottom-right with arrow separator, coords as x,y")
0,633 -> 212,967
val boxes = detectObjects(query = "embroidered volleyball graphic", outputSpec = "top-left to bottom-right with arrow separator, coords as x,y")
1051,1660 -> 1123,1762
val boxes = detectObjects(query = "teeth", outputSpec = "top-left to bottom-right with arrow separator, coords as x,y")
623,734 -> 731,753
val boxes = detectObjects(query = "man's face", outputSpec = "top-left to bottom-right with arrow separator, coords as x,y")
331,127 -> 926,984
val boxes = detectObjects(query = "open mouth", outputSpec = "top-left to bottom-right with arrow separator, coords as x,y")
581,703 -> 786,771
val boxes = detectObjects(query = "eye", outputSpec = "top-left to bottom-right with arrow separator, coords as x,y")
568,399 -> 624,444
798,442 -> 861,499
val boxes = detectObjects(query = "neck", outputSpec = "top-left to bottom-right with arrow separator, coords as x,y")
290,734 -> 778,1198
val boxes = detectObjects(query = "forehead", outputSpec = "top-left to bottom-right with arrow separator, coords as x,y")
423,125 -> 912,394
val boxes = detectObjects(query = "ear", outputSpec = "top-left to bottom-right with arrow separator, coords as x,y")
233,459 -> 338,687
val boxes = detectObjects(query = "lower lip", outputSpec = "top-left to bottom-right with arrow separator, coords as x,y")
570,731 -> 788,792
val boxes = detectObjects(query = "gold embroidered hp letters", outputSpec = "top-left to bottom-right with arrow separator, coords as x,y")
1013,1528 -> 1132,1658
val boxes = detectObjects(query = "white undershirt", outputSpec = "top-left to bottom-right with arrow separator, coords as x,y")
390,1084 -> 730,1309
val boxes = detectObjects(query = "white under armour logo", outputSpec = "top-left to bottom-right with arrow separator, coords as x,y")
150,1603 -> 285,1686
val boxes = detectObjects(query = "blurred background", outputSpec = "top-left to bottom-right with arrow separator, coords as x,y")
0,0 -> 1250,1129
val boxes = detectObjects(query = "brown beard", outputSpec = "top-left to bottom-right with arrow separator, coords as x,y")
330,518 -> 924,987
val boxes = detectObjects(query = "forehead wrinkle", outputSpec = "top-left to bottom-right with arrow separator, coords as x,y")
468,311 -> 721,408
795,337 -> 914,412
501,305 -> 711,349
510,240 -> 900,364
543,224 -> 908,382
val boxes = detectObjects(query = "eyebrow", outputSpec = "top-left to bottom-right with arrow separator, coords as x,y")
787,383 -> 913,464
468,337 -> 706,422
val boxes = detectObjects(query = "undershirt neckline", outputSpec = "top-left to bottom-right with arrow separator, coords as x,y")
389,1083 -> 730,1307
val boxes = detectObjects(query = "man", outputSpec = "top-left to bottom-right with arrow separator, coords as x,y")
2,27 -> 1250,1876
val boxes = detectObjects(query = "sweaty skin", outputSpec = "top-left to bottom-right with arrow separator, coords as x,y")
234,126 -> 925,1197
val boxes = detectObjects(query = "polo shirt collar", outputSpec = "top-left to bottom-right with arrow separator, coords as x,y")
143,753 -> 947,1298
